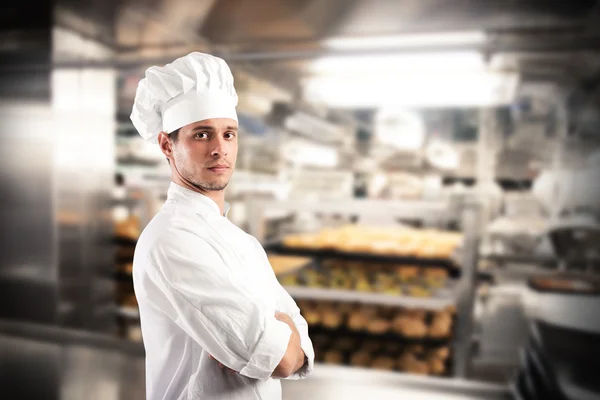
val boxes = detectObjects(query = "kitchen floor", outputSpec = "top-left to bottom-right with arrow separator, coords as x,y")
0,331 -> 511,400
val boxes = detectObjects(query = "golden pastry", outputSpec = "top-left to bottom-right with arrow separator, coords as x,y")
427,357 -> 446,375
403,320 -> 428,339
428,320 -> 452,339
392,315 -> 408,335
371,356 -> 396,371
316,231 -> 338,249
370,240 -> 399,254
350,351 -> 372,367
347,312 -> 368,331
321,309 -> 343,329
280,274 -> 298,286
366,318 -> 390,335
383,287 -> 403,295
337,302 -> 355,315
424,268 -> 448,278
121,263 -> 133,274
354,277 -> 372,292
403,309 -> 427,321
416,244 -> 439,259
397,353 -> 430,375
282,235 -> 304,248
406,360 -> 430,375
323,350 -> 343,364
302,309 -> 321,326
360,305 -> 380,318
406,285 -> 432,298
444,305 -> 457,315
424,268 -> 448,287
428,311 -> 453,338
429,346 -> 450,361
393,316 -> 427,338
396,239 -> 418,256
337,238 -> 371,253
396,266 -> 420,282
431,311 -> 453,326
115,216 -> 140,240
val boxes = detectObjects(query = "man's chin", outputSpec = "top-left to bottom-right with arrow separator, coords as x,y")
192,180 -> 229,192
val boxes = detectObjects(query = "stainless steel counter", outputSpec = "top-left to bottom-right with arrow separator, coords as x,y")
0,320 -> 511,400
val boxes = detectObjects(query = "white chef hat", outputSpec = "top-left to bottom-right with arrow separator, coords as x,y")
130,52 -> 238,143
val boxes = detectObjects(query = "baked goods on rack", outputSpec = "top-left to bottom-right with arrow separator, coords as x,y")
295,299 -> 454,376
397,352 -> 430,375
347,312 -> 369,331
267,254 -> 312,276
279,259 -> 452,295
323,350 -> 344,364
281,225 -> 463,259
371,356 -> 396,371
115,216 -> 140,241
350,351 -> 372,367
366,318 -> 391,335
428,309 -> 453,339
321,308 -> 343,329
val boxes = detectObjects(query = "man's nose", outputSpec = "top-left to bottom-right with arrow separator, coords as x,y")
210,137 -> 228,157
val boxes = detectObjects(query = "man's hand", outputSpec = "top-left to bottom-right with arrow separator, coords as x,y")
208,354 -> 238,375
273,312 -> 306,377
274,312 -> 298,333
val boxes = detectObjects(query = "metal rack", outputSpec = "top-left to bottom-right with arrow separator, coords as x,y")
250,197 -> 482,379
283,286 -> 456,310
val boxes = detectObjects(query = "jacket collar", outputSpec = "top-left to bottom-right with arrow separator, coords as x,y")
167,182 -> 230,217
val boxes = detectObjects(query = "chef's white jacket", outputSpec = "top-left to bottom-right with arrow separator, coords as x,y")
132,182 -> 314,400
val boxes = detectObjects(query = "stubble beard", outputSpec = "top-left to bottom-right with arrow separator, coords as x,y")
191,179 -> 229,192
173,151 -> 232,192
183,166 -> 230,192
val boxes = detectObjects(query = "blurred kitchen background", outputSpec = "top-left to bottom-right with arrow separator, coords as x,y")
1,0 -> 600,399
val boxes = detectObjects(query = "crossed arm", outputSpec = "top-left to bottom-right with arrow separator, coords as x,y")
210,311 -> 305,378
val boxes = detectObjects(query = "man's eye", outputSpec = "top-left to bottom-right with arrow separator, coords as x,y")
224,132 -> 236,139
194,133 -> 208,139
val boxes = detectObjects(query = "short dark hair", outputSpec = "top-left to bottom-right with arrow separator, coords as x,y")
169,128 -> 180,142
166,128 -> 180,165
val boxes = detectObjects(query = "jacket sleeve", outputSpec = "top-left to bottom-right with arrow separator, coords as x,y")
250,237 -> 315,380
273,283 -> 315,380
140,227 -> 292,381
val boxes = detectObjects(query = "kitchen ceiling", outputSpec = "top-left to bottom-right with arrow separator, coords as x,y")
52,0 -> 600,114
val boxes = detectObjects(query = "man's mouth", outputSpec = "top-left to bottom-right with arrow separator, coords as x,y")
208,164 -> 229,173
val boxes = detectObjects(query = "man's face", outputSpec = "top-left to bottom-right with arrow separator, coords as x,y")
166,118 -> 238,192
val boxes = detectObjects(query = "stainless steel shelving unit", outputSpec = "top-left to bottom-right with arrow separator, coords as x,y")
252,197 -> 483,379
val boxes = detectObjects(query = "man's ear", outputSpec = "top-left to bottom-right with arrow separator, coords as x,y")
157,131 -> 172,158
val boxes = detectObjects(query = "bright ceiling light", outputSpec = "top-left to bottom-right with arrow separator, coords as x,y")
309,51 -> 485,75
375,108 -> 425,150
303,72 -> 519,108
324,31 -> 486,50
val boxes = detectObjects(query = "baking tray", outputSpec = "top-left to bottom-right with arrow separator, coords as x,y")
264,241 -> 461,277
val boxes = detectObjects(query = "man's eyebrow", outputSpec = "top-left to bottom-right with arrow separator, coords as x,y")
189,125 -> 238,132
190,125 -> 216,132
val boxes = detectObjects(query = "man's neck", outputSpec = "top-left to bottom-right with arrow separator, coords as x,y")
172,176 -> 226,216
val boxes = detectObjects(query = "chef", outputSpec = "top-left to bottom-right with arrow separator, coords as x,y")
130,52 -> 314,400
